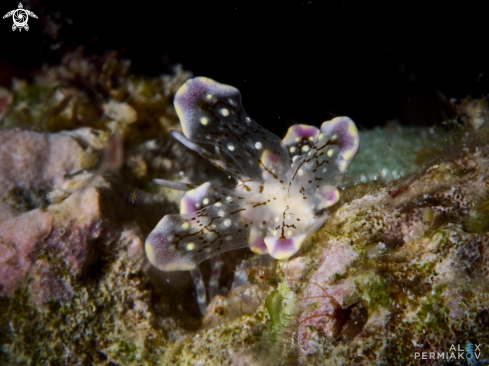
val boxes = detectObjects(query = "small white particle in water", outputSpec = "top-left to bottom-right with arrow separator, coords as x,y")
228,144 -> 235,151
318,133 -> 324,140
200,117 -> 209,125
182,223 -> 190,229
186,243 -> 195,251
327,149 -> 334,157
226,196 -> 233,201
275,217 -> 280,222
298,168 -> 304,176
206,94 -> 213,100
195,203 -> 201,208
287,230 -> 293,236
255,142 -> 262,150
203,198 -> 209,205
302,145 -> 310,152
224,219 -> 232,227
220,108 -> 230,116
289,146 -> 296,153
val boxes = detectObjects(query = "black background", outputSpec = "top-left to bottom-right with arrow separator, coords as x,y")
0,0 -> 487,136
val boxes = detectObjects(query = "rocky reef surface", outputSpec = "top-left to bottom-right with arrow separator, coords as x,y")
0,50 -> 488,365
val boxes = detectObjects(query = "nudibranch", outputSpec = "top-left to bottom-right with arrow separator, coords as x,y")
146,77 -> 359,272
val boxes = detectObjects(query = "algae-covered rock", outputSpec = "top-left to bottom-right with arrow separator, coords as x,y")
1,50 -> 489,365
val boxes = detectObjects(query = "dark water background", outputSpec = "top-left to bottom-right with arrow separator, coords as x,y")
0,0 -> 487,136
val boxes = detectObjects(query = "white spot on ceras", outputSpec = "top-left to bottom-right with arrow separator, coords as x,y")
186,243 -> 196,251
223,219 -> 232,227
195,203 -> 201,208
287,230 -> 293,236
301,145 -> 310,153
200,117 -> 209,125
331,134 -> 338,140
327,149 -> 334,157
295,137 -> 300,142
286,215 -> 291,220
218,210 -> 225,216
245,117 -> 251,123
275,217 -> 280,222
203,198 -> 210,205
182,222 -> 190,229
226,196 -> 233,202
228,98 -> 235,105
228,144 -> 235,151
318,133 -> 324,140
215,202 -> 222,207
322,168 -> 327,173
255,142 -> 262,150
289,146 -> 296,153
272,230 -> 278,236
309,136 -> 315,141
298,168 -> 304,176
220,108 -> 230,116
206,94 -> 213,100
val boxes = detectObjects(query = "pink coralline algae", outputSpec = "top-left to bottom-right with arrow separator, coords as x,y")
293,242 -> 358,354
0,129 -> 108,302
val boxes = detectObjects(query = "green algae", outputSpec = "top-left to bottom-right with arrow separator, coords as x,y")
464,213 -> 489,233
416,284 -> 449,331
265,282 -> 296,343
354,273 -> 391,310
0,247 -> 166,366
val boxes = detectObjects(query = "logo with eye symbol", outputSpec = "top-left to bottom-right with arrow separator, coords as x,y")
3,3 -> 38,32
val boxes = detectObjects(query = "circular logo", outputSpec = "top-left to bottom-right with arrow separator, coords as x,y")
12,9 -> 28,28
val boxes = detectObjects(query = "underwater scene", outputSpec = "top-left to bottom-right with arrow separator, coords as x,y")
1,1 -> 489,365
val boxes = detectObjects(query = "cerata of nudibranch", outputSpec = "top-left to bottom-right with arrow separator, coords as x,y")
146,77 -> 359,271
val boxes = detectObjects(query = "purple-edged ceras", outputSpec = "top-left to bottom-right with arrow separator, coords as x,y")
146,77 -> 359,271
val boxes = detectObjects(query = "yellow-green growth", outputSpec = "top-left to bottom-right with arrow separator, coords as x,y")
354,273 -> 391,309
265,282 -> 296,342
464,211 -> 489,234
416,284 -> 449,331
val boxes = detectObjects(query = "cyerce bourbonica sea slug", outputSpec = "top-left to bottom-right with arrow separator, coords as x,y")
146,77 -> 359,271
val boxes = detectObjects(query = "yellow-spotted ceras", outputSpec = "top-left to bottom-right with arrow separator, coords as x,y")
146,77 -> 359,271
